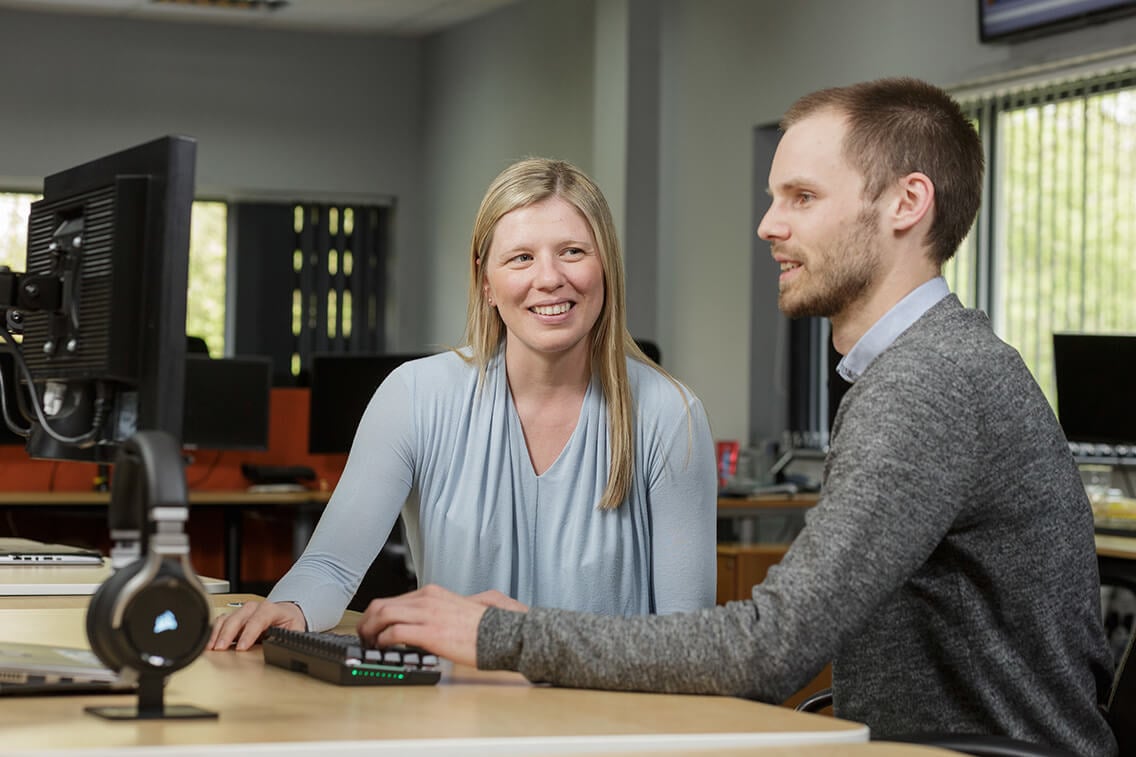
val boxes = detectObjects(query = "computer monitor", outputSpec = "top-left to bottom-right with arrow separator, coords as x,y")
307,353 -> 429,455
0,136 -> 195,462
1052,332 -> 1136,446
182,355 -> 272,451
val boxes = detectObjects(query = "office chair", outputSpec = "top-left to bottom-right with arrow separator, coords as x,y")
796,623 -> 1135,756
633,339 -> 661,366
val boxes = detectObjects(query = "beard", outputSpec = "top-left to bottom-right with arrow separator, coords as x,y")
777,206 -> 882,319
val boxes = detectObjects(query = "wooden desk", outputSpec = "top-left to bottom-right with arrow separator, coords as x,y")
0,559 -> 229,595
0,593 -> 870,754
1096,533 -> 1136,587
718,494 -> 818,544
0,490 -> 329,592
717,493 -> 820,516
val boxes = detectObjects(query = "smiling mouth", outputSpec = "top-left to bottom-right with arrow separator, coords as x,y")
779,261 -> 801,273
531,303 -> 572,316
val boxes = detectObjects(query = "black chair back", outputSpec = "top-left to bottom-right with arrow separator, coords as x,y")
1107,624 -> 1136,756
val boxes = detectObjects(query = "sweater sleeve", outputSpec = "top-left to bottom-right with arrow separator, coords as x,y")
267,368 -> 418,631
648,393 -> 718,613
477,354 -> 980,703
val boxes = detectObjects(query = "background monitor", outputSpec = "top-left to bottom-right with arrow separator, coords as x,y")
0,136 -> 195,462
182,355 -> 272,451
1053,332 -> 1136,446
308,353 -> 429,455
978,0 -> 1136,42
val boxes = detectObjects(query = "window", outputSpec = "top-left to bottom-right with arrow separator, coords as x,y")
0,192 -> 227,355
186,202 -> 228,355
0,192 -> 36,272
955,71 -> 1136,405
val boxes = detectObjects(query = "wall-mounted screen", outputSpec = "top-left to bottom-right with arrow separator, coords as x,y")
979,0 -> 1136,42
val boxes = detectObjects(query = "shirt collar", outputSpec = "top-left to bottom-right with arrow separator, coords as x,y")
835,277 -> 950,383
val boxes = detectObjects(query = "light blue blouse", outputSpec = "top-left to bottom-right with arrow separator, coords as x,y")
268,349 -> 718,631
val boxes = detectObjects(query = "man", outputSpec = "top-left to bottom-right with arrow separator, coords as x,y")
357,78 -> 1116,756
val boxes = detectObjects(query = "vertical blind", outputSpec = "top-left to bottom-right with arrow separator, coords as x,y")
952,69 -> 1136,404
290,202 -> 390,377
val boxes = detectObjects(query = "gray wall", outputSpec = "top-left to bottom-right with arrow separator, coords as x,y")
4,0 -> 1136,445
418,0 -> 597,348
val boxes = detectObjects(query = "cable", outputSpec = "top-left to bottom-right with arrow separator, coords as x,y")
0,341 -> 32,439
186,450 -> 224,489
0,320 -> 106,447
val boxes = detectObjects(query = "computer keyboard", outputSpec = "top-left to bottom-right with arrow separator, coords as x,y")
262,628 -> 441,686
1068,442 -> 1136,467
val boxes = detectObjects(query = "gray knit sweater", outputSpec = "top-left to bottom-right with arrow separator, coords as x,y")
478,297 -> 1117,756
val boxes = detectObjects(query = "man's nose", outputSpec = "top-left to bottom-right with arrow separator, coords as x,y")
757,207 -> 786,242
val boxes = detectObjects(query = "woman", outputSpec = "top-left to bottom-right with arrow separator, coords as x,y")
210,158 -> 716,650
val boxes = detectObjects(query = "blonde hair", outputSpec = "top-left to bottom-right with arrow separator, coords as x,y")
462,157 -> 664,510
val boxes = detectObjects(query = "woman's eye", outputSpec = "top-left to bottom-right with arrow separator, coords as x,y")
510,253 -> 533,264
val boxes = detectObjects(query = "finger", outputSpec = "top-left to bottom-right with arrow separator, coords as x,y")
234,614 -> 270,651
209,602 -> 259,650
233,602 -> 306,651
356,595 -> 432,644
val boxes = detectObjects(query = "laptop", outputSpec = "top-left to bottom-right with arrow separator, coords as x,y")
0,641 -> 134,695
0,538 -> 104,566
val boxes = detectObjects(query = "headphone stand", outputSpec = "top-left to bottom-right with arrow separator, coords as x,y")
84,431 -> 217,722
84,671 -> 216,720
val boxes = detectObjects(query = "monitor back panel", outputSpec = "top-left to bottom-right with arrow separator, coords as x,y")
1053,332 -> 1136,445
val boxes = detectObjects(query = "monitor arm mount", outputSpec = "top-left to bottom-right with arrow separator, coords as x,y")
0,215 -> 80,329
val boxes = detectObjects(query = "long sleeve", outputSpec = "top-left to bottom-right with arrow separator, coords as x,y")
267,368 -> 417,631
646,392 -> 718,614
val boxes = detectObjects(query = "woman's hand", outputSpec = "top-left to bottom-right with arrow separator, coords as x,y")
208,600 -> 306,651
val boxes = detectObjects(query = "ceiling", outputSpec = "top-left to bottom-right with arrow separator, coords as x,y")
0,0 -> 521,36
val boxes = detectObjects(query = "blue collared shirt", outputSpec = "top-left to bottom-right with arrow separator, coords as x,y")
836,277 -> 951,383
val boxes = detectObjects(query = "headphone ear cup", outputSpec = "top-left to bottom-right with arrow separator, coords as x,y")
86,558 -> 148,673
86,556 -> 211,676
119,559 -> 211,675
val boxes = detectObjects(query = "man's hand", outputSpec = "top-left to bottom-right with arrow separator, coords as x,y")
356,584 -> 527,667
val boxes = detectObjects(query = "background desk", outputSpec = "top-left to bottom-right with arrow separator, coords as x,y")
718,493 -> 818,545
0,593 -> 871,755
0,559 -> 229,595
0,490 -> 329,592
1097,533 -> 1136,588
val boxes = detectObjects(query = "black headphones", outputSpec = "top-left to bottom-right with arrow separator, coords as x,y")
86,430 -> 211,678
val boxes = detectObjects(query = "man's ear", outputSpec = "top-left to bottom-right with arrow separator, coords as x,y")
889,172 -> 934,232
